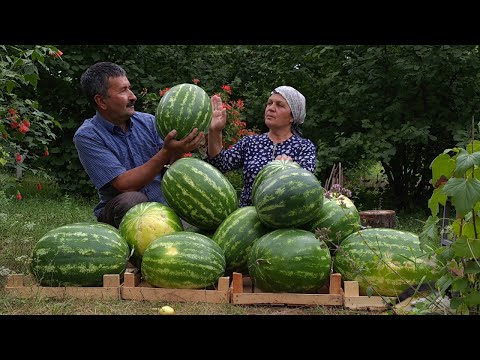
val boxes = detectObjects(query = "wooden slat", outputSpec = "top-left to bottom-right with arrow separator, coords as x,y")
232,293 -> 343,306
344,281 -> 359,297
121,287 -> 229,303
329,273 -> 342,295
103,274 -> 121,287
344,296 -> 392,310
232,273 -> 243,294
6,274 -> 24,287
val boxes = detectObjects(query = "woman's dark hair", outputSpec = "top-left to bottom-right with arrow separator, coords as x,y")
80,62 -> 127,109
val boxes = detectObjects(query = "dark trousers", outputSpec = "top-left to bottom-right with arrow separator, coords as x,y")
97,191 -> 148,228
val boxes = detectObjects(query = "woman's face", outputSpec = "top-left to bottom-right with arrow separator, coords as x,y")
264,93 -> 293,130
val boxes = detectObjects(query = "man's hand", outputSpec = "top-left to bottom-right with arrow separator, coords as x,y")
163,128 -> 204,159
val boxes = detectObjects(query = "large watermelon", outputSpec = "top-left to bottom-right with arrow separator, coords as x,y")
30,222 -> 130,287
251,159 -> 300,202
162,157 -> 238,230
254,167 -> 324,229
155,83 -> 212,140
212,206 -> 270,275
141,232 -> 226,289
248,229 -> 331,293
119,202 -> 183,267
333,228 -> 440,297
303,195 -> 361,247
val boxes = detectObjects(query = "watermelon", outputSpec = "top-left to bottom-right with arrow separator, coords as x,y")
212,206 -> 270,274
248,229 -> 331,293
251,159 -> 300,201
183,224 -> 216,239
162,157 -> 239,230
254,167 -> 324,229
333,228 -> 440,297
30,222 -> 130,287
141,232 -> 226,289
119,202 -> 183,267
303,195 -> 361,247
155,83 -> 212,140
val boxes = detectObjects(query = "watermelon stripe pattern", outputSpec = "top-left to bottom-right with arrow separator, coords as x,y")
333,228 -> 440,297
119,202 -> 183,267
155,83 -> 212,140
30,223 -> 130,287
162,158 -> 238,230
248,229 -> 331,293
303,195 -> 361,247
251,159 -> 300,201
254,167 -> 324,229
212,206 -> 270,274
141,232 -> 226,289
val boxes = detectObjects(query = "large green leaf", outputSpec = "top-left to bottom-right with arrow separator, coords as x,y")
451,235 -> 480,258
443,178 -> 480,216
430,153 -> 455,187
428,186 -> 447,216
455,149 -> 480,176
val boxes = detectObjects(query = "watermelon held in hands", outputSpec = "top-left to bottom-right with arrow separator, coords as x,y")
141,232 -> 226,289
30,223 -> 130,287
333,228 -> 441,297
248,229 -> 331,293
119,202 -> 183,267
155,83 -> 212,140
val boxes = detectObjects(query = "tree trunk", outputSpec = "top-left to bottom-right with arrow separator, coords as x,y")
359,210 -> 396,228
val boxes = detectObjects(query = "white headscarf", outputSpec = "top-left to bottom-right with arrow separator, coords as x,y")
272,86 -> 306,125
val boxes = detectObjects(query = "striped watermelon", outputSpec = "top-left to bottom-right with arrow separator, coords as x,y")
30,223 -> 130,287
155,83 -> 212,140
251,159 -> 300,201
183,224 -> 216,239
212,206 -> 270,274
119,202 -> 183,267
248,229 -> 331,293
141,232 -> 226,289
303,195 -> 361,247
162,157 -> 238,230
254,167 -> 324,229
333,228 -> 440,297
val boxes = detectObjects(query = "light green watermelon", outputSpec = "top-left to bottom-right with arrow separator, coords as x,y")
254,167 -> 324,229
251,159 -> 300,201
155,83 -> 212,140
30,222 -> 130,287
248,229 -> 331,293
141,232 -> 226,289
333,228 -> 441,297
119,202 -> 183,267
162,157 -> 238,230
212,206 -> 270,275
303,195 -> 361,247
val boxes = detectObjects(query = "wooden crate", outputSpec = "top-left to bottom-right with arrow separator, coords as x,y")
230,272 -> 343,306
5,273 -> 122,300
343,281 -> 396,310
120,268 -> 230,303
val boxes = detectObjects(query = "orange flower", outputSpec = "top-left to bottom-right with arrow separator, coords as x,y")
192,78 -> 200,85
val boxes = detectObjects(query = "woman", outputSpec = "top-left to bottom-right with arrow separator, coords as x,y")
207,85 -> 316,207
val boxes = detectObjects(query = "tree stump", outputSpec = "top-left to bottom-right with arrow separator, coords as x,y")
359,210 -> 396,228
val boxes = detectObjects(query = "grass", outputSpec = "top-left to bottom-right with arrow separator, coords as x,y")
0,172 -> 437,315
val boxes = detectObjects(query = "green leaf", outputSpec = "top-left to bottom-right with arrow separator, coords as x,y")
443,178 -> 480,216
428,187 -> 447,216
465,140 -> 480,154
420,215 -> 440,249
23,73 -> 38,87
366,286 -> 373,297
437,274 -> 454,294
455,149 -> 480,175
451,277 -> 468,292
464,260 -> 480,274
464,292 -> 480,307
430,153 -> 455,186
451,235 -> 480,258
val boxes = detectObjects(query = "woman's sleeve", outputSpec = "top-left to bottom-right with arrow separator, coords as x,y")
206,137 -> 247,173
296,139 -> 317,174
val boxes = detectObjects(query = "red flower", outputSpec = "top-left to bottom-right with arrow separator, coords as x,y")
44,149 -> 49,157
10,120 -> 18,129
36,183 -> 42,190
15,153 -> 22,163
22,119 -> 30,127
192,78 -> 200,85
159,87 -> 171,97
221,85 -> 232,95
8,108 -> 17,116
183,152 -> 193,157
16,191 -> 22,201
18,125 -> 29,134
55,50 -> 63,58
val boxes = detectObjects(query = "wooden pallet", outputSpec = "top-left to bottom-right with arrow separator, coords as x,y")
230,272 -> 343,306
120,268 -> 230,303
343,281 -> 396,310
5,274 -> 122,300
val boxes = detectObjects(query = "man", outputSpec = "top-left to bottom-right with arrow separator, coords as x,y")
74,62 -> 203,227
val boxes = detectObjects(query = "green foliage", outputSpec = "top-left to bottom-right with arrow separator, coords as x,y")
423,118 -> 480,314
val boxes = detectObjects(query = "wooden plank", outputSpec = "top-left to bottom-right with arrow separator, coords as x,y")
232,293 -> 343,306
121,277 -> 230,303
344,296 -> 392,310
344,281 -> 359,297
6,274 -> 23,287
231,273 -> 344,306
103,274 -> 121,287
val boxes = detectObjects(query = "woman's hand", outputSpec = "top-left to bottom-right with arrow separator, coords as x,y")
275,154 -> 293,161
210,94 -> 226,132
